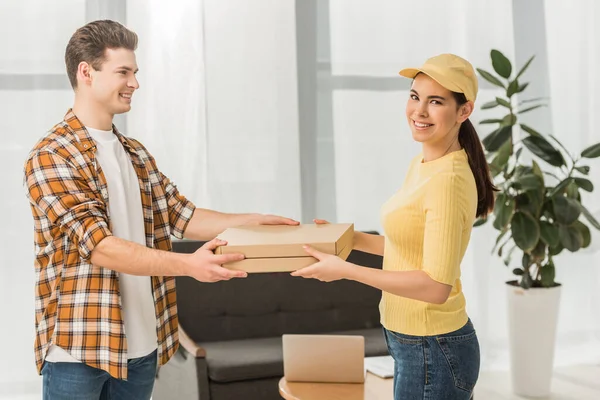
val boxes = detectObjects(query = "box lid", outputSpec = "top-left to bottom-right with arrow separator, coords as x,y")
215,223 -> 354,259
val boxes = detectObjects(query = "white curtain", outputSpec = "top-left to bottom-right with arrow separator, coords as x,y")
127,0 -> 303,220
0,1 -> 83,395
543,0 -> 600,365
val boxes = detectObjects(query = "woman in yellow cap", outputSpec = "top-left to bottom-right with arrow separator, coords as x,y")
292,53 -> 495,399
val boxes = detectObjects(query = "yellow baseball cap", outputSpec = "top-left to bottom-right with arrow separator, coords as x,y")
399,53 -> 478,102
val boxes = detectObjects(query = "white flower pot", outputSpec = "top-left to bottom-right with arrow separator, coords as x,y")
506,282 -> 561,397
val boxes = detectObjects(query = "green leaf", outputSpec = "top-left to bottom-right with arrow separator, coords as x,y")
480,119 -> 503,125
575,165 -> 590,175
490,139 -> 513,175
580,204 -> 600,230
496,97 -> 512,108
492,228 -> 510,252
581,143 -> 600,158
477,68 -> 505,88
549,177 -> 574,196
517,82 -> 529,93
506,80 -> 519,97
566,182 -> 580,199
491,50 -> 513,79
515,190 -> 543,217
521,253 -> 531,269
516,55 -> 535,80
522,136 -> 565,167
553,195 -> 582,225
531,160 -> 544,182
482,126 -> 512,152
473,217 -> 488,227
520,124 -> 542,137
539,221 -> 559,247
520,96 -> 547,105
531,240 -> 546,259
481,100 -> 499,110
514,174 -> 543,191
559,225 -> 583,252
493,195 -> 515,230
549,243 -> 563,256
518,104 -> 545,114
540,262 -> 556,287
574,177 -> 594,192
520,272 -> 533,289
511,212 -> 540,252
573,220 -> 591,248
512,268 -> 524,276
502,114 -> 517,126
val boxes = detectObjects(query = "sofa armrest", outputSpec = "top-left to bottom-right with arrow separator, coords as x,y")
179,326 -> 207,358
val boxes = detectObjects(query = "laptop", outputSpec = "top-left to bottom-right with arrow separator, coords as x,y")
282,334 -> 365,383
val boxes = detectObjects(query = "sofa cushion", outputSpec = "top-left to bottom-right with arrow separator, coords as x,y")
201,327 -> 389,383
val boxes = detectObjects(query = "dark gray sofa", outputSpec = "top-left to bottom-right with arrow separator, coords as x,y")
153,239 -> 388,400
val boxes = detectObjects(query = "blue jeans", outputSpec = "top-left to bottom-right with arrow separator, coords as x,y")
383,320 -> 480,400
41,350 -> 157,400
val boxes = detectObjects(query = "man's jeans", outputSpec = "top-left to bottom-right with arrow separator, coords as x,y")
42,350 -> 157,400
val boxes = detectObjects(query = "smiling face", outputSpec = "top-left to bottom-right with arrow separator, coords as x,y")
77,47 -> 140,116
405,73 -> 472,147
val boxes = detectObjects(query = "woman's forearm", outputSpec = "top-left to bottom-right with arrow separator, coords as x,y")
353,231 -> 385,256
346,265 -> 451,304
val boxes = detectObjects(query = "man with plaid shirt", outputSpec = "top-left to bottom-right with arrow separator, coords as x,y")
23,20 -> 298,400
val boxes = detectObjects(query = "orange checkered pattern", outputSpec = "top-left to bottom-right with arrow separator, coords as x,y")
23,110 -> 196,379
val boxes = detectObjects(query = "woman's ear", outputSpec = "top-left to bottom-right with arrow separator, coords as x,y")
457,101 -> 474,123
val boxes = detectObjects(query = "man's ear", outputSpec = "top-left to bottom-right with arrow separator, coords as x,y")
77,62 -> 93,86
457,101 -> 474,123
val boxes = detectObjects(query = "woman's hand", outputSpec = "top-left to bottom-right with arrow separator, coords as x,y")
291,245 -> 354,282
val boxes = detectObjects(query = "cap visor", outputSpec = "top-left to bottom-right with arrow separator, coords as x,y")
399,68 -> 421,78
400,67 -> 464,95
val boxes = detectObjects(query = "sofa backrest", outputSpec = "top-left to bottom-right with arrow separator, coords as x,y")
172,239 -> 384,343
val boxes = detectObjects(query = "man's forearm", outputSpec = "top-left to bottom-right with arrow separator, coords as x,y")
183,208 -> 259,241
353,231 -> 385,256
90,236 -> 189,276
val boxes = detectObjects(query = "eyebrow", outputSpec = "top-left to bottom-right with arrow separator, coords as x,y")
116,66 -> 139,73
410,89 -> 446,101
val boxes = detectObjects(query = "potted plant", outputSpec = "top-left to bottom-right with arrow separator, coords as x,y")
475,49 -> 600,397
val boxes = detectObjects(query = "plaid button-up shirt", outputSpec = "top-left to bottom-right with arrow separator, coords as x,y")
23,110 -> 196,379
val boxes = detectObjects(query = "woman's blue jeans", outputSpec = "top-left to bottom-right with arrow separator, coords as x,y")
383,319 -> 480,400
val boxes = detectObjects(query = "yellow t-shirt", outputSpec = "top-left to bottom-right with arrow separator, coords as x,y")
379,149 -> 477,336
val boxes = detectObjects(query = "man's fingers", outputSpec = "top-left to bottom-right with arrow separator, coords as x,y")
313,219 -> 330,225
213,253 -> 245,265
212,266 -> 248,279
201,238 -> 227,251
263,215 -> 300,226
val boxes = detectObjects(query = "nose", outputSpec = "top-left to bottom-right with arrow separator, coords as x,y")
128,75 -> 140,90
415,101 -> 428,117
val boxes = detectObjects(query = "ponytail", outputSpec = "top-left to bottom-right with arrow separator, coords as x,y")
457,118 -> 497,217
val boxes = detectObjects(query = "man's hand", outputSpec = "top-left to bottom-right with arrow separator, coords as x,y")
185,238 -> 248,282
247,214 -> 300,226
291,245 -> 354,282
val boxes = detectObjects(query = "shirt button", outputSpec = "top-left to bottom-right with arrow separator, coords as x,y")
84,144 -> 88,148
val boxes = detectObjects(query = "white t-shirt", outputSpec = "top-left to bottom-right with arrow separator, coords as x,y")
46,127 -> 158,362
